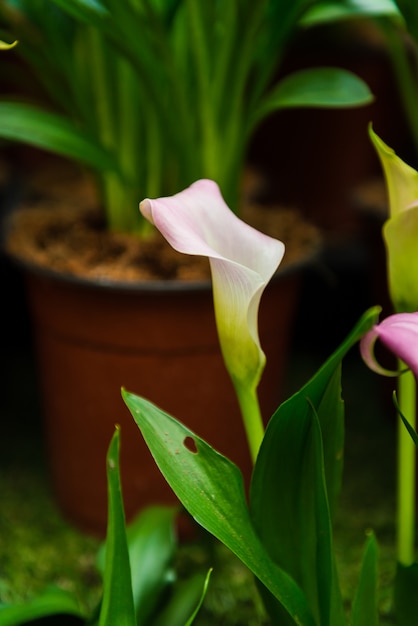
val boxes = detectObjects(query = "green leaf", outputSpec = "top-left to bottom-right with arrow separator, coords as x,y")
96,506 -> 179,625
250,389 -> 342,625
315,365 -> 345,518
183,569 -> 212,626
350,532 -> 379,626
153,569 -> 213,626
249,307 -> 381,625
99,427 -> 136,626
394,561 -> 418,625
300,0 -> 403,26
123,390 -> 316,626
126,506 -> 178,625
254,67 -> 373,124
0,587 -> 84,626
0,102 -> 117,172
50,0 -> 108,22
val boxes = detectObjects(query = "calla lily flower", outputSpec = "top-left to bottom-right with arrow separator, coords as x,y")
140,179 -> 285,394
369,127 -> 418,312
360,312 -> 418,379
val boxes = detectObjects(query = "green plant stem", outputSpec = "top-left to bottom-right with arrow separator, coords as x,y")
117,57 -> 152,236
88,27 -> 120,229
186,1 -> 219,182
234,384 -> 265,465
397,366 -> 416,565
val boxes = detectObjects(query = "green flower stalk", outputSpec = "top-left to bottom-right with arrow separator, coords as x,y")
140,179 -> 284,462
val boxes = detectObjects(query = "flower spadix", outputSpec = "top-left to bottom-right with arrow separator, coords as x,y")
360,312 -> 418,379
140,179 -> 285,393
369,127 -> 418,312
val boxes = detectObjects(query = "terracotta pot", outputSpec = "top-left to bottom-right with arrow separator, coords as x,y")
23,263 -> 304,535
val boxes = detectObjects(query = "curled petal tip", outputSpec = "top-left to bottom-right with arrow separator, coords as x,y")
139,199 -> 154,224
360,326 -> 398,377
360,312 -> 418,379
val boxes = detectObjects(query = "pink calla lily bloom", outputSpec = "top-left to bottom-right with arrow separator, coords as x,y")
360,312 -> 418,379
140,179 -> 285,391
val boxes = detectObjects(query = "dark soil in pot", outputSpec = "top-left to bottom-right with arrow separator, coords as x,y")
4,157 -> 320,285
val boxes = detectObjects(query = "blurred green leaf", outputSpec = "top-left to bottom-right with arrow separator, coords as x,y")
351,532 -> 379,626
301,0 -> 402,25
97,505 -> 179,625
127,506 -> 177,624
0,102 -> 117,172
97,499 -> 209,626
255,67 -> 373,124
50,0 -> 108,22
182,569 -> 212,626
0,587 -> 84,626
98,427 -> 136,626
153,569 -> 213,626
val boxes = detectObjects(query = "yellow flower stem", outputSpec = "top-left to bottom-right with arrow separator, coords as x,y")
235,384 -> 265,465
397,366 -> 416,565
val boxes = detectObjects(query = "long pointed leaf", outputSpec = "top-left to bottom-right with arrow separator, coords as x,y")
123,390 -> 316,626
351,532 -> 379,626
97,505 -> 179,625
99,427 -> 136,626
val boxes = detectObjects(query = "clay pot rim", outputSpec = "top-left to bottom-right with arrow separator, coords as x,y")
8,238 -> 322,294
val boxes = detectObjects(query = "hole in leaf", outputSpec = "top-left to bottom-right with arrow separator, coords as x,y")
183,436 -> 198,454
